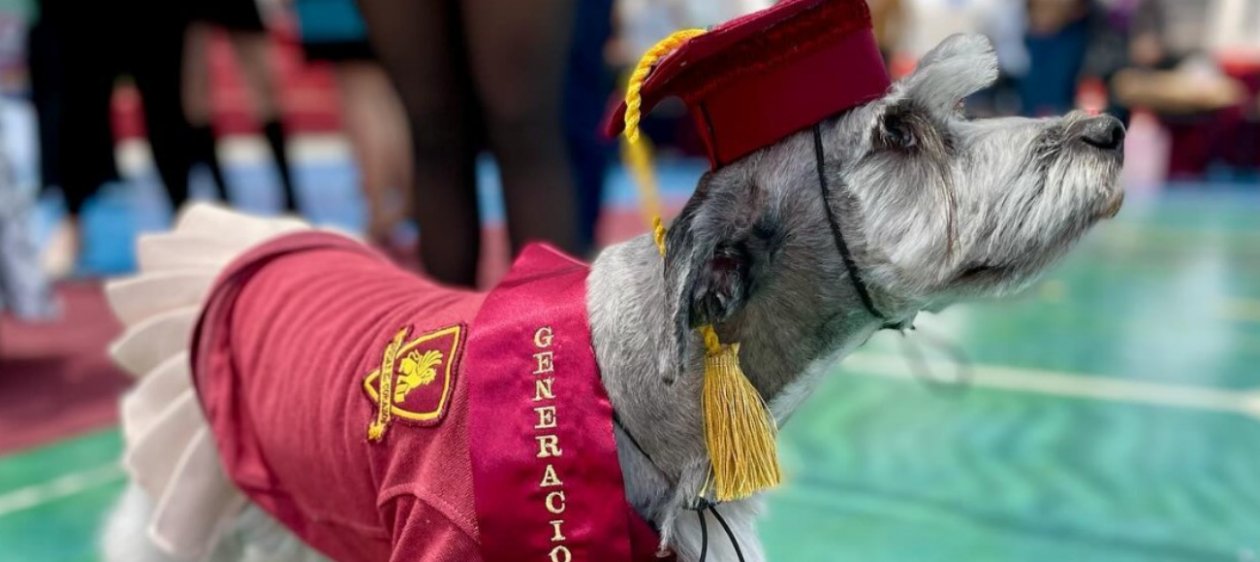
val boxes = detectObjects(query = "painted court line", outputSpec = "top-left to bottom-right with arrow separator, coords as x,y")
846,353 -> 1260,419
0,464 -> 124,519
0,357 -> 1253,519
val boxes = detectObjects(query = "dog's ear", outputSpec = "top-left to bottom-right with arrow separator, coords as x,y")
901,33 -> 998,114
659,171 -> 781,383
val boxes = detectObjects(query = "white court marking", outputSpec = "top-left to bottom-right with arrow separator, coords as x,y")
846,352 -> 1260,419
2,355 -> 1256,518
0,464 -> 124,519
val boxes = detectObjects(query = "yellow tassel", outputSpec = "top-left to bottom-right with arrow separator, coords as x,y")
699,325 -> 782,502
622,29 -> 782,500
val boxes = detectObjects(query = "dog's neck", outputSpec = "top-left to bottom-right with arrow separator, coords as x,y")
586,231 -> 903,522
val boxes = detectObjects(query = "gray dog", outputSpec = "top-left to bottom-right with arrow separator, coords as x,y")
103,34 -> 1123,562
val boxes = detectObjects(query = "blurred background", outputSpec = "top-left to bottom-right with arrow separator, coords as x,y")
0,0 -> 1257,560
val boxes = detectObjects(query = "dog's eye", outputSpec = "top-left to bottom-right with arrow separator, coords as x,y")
882,114 -> 917,149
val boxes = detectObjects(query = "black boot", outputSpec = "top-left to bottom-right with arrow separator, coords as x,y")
191,124 -> 230,202
262,119 -> 298,212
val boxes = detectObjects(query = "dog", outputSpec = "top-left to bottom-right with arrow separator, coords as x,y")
101,33 -> 1123,562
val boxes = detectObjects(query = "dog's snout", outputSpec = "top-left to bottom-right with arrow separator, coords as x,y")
1079,115 -> 1125,152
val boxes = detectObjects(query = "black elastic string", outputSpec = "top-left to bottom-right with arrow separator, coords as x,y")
612,412 -> 674,485
897,326 -> 974,393
696,508 -> 709,562
812,125 -> 887,324
708,504 -> 746,562
612,413 -> 653,465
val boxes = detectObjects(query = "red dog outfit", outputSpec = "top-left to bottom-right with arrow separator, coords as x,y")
108,210 -> 665,562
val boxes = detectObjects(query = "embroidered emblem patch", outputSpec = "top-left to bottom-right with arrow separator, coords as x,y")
365,324 -> 464,440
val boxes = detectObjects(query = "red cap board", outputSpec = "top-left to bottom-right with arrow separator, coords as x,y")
606,0 -> 891,169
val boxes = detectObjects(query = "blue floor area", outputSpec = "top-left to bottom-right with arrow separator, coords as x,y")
32,154 -> 708,276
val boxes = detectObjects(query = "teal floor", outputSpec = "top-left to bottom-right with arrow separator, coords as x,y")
2,190 -> 1258,561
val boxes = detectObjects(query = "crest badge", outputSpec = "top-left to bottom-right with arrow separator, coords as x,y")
365,324 -> 464,440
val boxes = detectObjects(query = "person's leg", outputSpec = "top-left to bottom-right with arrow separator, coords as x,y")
182,23 -> 215,127
332,60 -> 413,243
182,23 -> 230,201
0,147 -> 57,319
228,30 -> 299,211
464,0 -> 579,257
28,19 -> 63,195
191,123 -> 230,201
51,21 -> 118,276
358,0 -> 481,286
131,18 -> 195,211
563,0 -> 615,255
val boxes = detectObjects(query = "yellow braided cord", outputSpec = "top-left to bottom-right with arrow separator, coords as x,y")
623,28 -> 706,144
624,135 -> 665,248
622,29 -> 706,247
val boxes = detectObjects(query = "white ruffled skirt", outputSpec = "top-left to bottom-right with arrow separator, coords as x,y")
105,203 -> 316,559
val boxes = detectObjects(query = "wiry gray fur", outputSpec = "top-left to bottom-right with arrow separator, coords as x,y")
103,33 -> 1123,562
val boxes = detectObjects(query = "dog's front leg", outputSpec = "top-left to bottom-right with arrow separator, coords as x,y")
666,497 -> 766,562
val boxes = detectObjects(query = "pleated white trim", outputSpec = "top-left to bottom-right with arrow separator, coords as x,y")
106,203 -> 314,560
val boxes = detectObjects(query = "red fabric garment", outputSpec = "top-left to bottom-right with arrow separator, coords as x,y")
190,232 -> 668,562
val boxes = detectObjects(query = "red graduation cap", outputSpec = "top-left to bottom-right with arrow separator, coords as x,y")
606,0 -> 891,169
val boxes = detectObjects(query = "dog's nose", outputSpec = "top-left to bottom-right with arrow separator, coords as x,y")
1079,115 -> 1125,152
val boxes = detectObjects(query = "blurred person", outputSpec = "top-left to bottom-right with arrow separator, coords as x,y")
894,0 -> 1027,75
292,0 -> 412,245
30,0 -> 196,277
867,0 -> 904,63
356,0 -> 581,287
28,2 -> 117,276
1206,0 -> 1260,174
0,136 -> 56,320
0,0 -> 55,320
1113,0 -> 1249,178
567,0 -> 615,255
1078,0 -> 1138,121
614,0 -> 773,59
184,0 -> 299,211
894,0 -> 1026,114
1022,0 -> 1091,116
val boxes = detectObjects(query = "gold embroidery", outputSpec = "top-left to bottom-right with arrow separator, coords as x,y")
364,325 -> 463,439
395,349 -> 444,403
367,327 -> 409,441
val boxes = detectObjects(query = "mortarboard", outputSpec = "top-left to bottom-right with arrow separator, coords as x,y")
607,0 -> 891,169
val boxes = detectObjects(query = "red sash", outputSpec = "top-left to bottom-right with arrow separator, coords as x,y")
466,245 -> 669,562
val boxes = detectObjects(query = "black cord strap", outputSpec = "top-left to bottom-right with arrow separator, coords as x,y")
612,412 -> 675,487
708,504 -> 746,562
812,124 -> 888,324
693,500 -> 745,562
697,507 -> 709,562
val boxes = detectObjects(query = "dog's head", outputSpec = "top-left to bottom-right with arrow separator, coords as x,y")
662,34 -> 1123,354
843,34 -> 1125,303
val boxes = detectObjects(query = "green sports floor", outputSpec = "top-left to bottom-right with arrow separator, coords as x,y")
2,189 -> 1258,561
